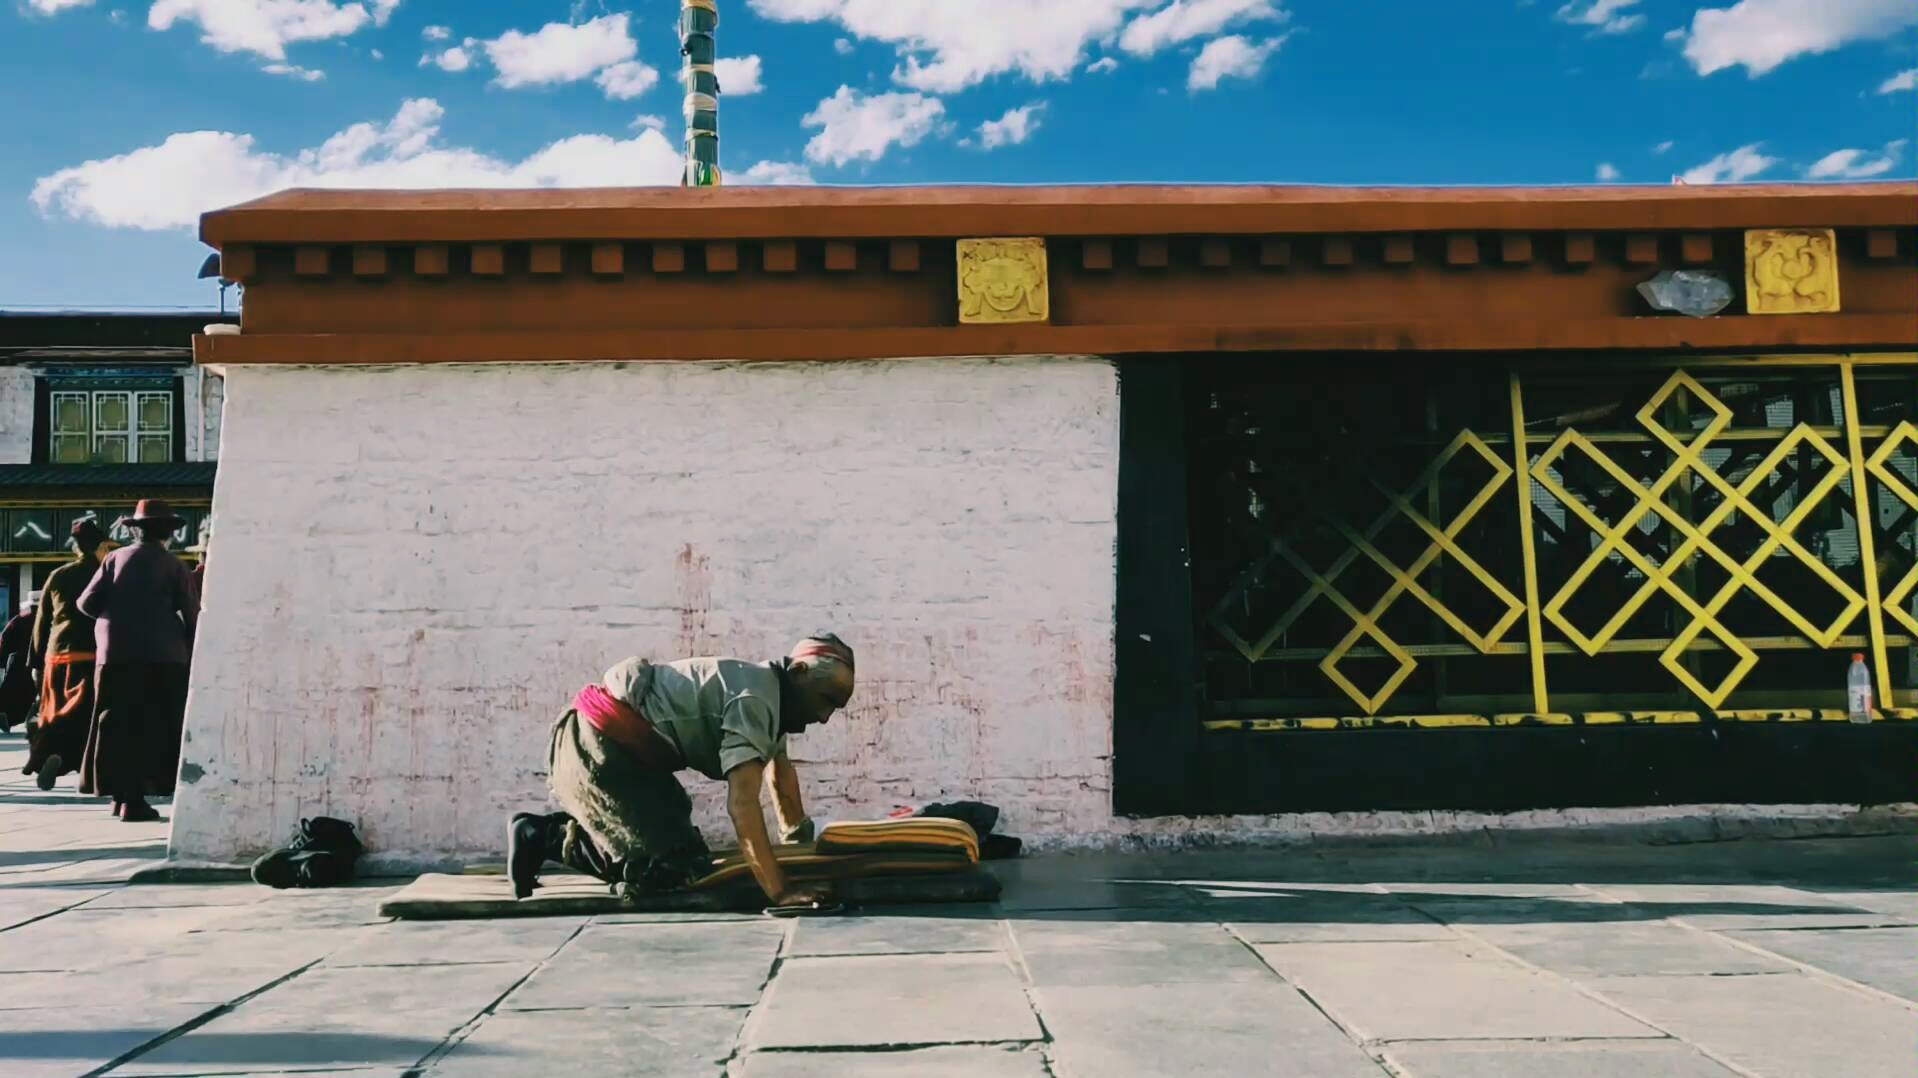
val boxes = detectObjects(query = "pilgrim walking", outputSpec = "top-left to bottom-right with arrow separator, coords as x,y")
25,520 -> 112,790
0,594 -> 36,734
77,500 -> 197,822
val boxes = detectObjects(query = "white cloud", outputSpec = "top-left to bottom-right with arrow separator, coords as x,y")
748,0 -> 1162,92
146,0 -> 396,61
738,160 -> 817,185
263,62 -> 325,81
1879,68 -> 1918,94
631,114 -> 667,131
30,98 -> 682,232
1678,143 -> 1778,184
370,47 -> 383,59
801,85 -> 945,166
481,13 -> 637,89
976,102 -> 1046,150
834,37 -> 854,55
715,55 -> 765,95
1678,0 -> 1918,77
1596,162 -> 1621,181
28,0 -> 95,13
1555,0 -> 1643,35
1119,0 -> 1284,56
595,59 -> 660,100
1806,140 -> 1907,180
1087,56 -> 1120,73
422,24 -> 450,41
421,46 -> 471,72
1652,139 -> 1675,154
1187,34 -> 1281,91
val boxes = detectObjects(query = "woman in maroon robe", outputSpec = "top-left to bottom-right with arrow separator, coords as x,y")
77,501 -> 197,822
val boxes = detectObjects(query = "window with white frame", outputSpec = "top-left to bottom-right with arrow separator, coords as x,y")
50,390 -> 173,464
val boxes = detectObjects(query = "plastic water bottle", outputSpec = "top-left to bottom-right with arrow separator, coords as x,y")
1846,654 -> 1874,724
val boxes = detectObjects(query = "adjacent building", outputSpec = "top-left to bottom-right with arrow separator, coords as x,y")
173,183 -> 1916,866
0,312 -> 226,613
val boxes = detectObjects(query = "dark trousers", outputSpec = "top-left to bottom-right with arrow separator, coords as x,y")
84,661 -> 189,802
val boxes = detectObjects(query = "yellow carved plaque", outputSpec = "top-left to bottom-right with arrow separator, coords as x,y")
1745,228 -> 1841,315
957,237 -> 1049,324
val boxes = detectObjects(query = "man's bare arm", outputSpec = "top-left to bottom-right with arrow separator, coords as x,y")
726,760 -> 791,903
766,749 -> 810,842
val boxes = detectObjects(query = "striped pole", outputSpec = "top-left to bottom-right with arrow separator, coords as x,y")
680,0 -> 720,187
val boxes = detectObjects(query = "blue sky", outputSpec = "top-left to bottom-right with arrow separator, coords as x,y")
4,0 -> 1914,309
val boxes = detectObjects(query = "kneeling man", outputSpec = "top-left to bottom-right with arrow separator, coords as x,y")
510,634 -> 854,907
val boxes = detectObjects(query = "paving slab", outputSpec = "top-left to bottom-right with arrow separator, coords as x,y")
787,914 -> 1005,956
1466,922 -> 1792,978
1391,885 -> 1647,927
1805,889 -> 1918,923
503,920 -> 783,1010
1207,889 -> 1454,943
1591,972 -> 1916,1078
1383,1039 -> 1743,1077
425,1005 -> 745,1077
0,1002 -> 212,1078
1726,926 -> 1918,1002
324,917 -> 586,968
1011,918 -> 1276,986
81,882 -> 272,910
748,951 -> 1040,1049
1580,883 -> 1895,929
0,944 -> 322,1010
111,961 -> 533,1075
0,905 -> 236,972
187,886 -> 404,933
1034,982 -> 1389,1078
1255,940 -> 1657,1042
0,886 -> 108,930
739,1045 -> 1052,1078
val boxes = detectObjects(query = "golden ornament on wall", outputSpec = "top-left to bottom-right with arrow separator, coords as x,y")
957,237 -> 1049,324
1744,228 -> 1841,315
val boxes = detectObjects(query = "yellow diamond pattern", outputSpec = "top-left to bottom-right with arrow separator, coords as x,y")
1206,361 -> 1918,719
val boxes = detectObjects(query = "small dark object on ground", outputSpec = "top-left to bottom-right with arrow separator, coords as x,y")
917,800 -> 1024,860
252,816 -> 366,889
765,901 -> 847,918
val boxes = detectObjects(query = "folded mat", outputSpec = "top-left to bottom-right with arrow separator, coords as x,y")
814,817 -> 981,861
383,842 -> 997,920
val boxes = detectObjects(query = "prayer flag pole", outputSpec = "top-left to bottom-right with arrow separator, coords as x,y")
680,0 -> 721,187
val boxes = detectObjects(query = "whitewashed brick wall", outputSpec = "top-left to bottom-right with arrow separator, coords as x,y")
170,357 -> 1122,866
0,367 -> 35,465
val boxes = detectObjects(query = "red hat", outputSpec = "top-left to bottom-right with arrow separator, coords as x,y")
127,499 -> 183,526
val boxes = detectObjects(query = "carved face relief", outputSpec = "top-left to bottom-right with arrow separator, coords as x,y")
957,238 -> 1049,324
1745,229 -> 1841,315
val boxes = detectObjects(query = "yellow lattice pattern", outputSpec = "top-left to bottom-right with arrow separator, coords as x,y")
1532,372 -> 1862,708
1209,361 -> 1916,717
1867,421 -> 1918,639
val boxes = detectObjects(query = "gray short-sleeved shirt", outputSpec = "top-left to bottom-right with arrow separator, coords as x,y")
604,656 -> 785,780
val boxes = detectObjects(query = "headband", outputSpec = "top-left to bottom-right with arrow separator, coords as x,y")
791,640 -> 854,670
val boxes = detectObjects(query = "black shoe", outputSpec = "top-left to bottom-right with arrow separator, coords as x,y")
287,817 -> 365,859
250,848 -> 354,889
35,754 -> 62,792
249,817 -> 366,890
120,799 -> 161,823
509,812 -> 569,899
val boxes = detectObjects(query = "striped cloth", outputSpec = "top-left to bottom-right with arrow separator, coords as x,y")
813,818 -> 981,862
686,842 -> 976,892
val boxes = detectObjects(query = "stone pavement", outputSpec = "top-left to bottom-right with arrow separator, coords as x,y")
1,733 -> 1914,1077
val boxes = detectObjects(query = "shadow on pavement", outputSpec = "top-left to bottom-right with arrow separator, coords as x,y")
0,845 -> 169,869
0,1030 -> 486,1065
